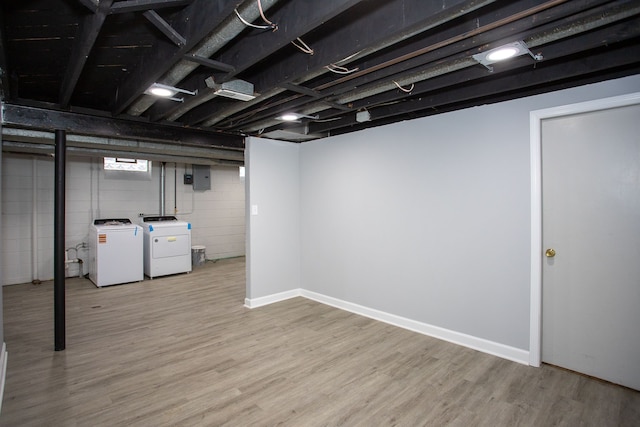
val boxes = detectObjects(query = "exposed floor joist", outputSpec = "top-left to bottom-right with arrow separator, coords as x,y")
0,0 -> 637,144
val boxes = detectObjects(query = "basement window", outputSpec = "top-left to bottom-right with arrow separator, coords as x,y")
104,157 -> 152,180
104,157 -> 148,171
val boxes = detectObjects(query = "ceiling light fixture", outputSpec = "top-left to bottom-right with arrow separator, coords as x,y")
145,83 -> 197,102
277,113 -> 319,121
472,41 -> 542,71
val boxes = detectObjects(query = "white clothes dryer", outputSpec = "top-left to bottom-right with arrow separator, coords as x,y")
141,216 -> 192,278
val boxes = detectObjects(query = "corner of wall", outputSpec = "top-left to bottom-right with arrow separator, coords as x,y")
0,342 -> 7,414
245,137 -> 301,300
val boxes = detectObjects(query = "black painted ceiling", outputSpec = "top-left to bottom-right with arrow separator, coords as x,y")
1,0 -> 639,146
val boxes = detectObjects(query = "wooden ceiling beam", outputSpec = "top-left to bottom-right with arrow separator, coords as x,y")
0,5 -> 9,100
110,0 -> 192,14
143,10 -> 186,47
77,0 -> 99,13
59,0 -> 114,107
183,54 -> 235,73
281,83 -> 351,111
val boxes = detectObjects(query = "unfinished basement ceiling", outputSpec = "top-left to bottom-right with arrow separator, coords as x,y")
1,0 -> 639,147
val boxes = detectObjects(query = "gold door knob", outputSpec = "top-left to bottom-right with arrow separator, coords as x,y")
545,248 -> 556,258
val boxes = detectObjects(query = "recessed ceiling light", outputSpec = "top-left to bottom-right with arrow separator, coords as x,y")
145,83 -> 197,102
277,113 -> 319,121
149,86 -> 175,97
486,46 -> 520,62
280,113 -> 300,121
471,41 -> 541,70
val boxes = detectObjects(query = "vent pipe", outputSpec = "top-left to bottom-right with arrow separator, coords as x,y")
160,161 -> 166,215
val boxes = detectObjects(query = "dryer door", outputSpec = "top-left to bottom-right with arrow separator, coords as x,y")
152,232 -> 190,258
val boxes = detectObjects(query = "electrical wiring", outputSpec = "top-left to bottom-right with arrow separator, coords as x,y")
257,0 -> 276,29
292,37 -> 314,55
334,50 -> 362,65
234,9 -> 272,29
235,0 -> 278,32
393,80 -> 414,93
325,63 -> 359,74
312,116 -> 343,122
323,50 -> 362,74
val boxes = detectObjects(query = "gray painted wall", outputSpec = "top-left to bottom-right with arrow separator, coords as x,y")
300,112 -> 530,348
247,74 -> 640,352
245,138 -> 300,300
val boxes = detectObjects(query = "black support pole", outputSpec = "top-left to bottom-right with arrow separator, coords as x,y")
54,129 -> 66,351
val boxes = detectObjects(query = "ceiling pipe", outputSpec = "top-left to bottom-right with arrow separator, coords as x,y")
160,162 -> 166,216
239,0 -> 636,134
1,140 -> 243,166
32,159 -> 40,283
1,127 -> 244,162
127,0 -> 283,116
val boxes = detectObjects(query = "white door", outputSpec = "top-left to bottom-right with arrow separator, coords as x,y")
541,102 -> 640,390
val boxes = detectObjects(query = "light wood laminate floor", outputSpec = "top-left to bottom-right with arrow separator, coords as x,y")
2,257 -> 639,426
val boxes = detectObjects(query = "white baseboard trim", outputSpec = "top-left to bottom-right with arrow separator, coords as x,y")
245,288 -> 529,365
301,290 -> 529,365
0,342 -> 7,414
244,289 -> 301,309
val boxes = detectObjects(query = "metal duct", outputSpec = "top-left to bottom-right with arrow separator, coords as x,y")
127,0 -> 283,116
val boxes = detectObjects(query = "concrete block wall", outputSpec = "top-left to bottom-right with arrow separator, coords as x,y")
164,163 -> 246,261
1,155 -> 36,285
1,154 -> 245,285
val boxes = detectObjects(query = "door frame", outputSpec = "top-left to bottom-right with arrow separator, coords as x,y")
528,92 -> 640,367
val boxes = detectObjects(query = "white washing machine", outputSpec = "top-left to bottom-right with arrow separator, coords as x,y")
89,218 -> 143,287
141,216 -> 192,278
